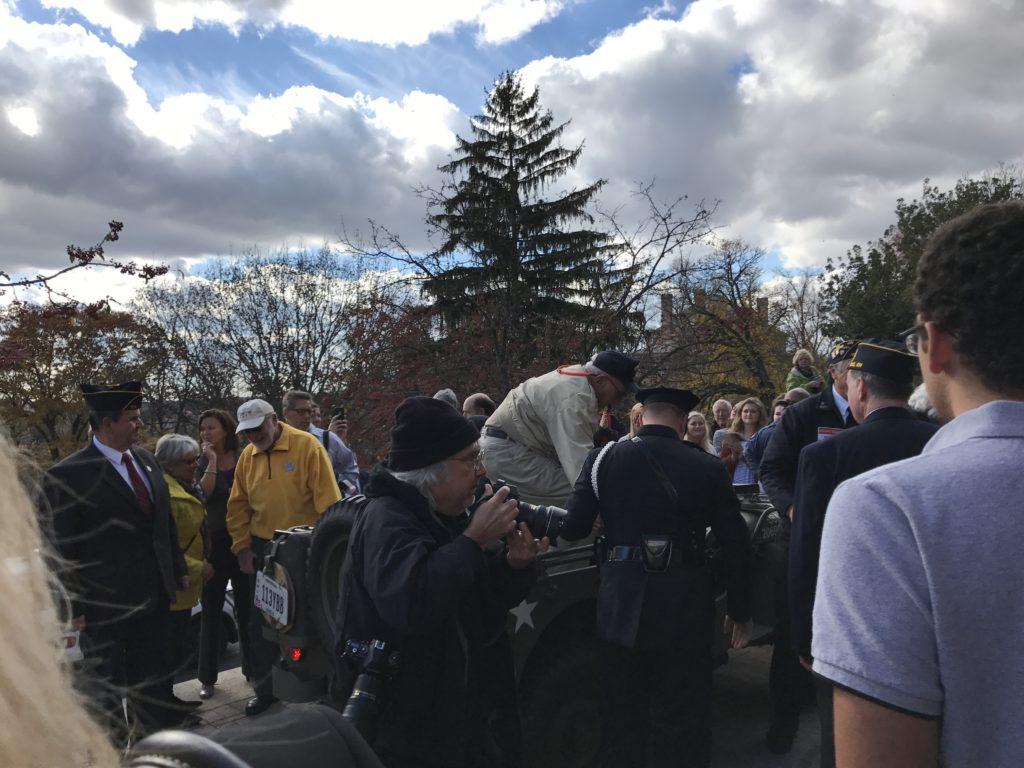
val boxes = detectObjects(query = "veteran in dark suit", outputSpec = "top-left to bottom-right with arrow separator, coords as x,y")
561,387 -> 753,768
757,338 -> 860,754
789,341 -> 939,768
41,381 -> 189,736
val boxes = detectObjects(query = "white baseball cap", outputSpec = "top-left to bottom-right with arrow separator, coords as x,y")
236,399 -> 275,433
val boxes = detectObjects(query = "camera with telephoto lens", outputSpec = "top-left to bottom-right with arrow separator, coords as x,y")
491,480 -> 568,541
340,639 -> 400,740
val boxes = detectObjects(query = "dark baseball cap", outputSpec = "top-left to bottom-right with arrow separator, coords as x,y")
591,350 -> 640,394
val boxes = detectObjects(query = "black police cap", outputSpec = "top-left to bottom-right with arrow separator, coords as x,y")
80,381 -> 144,413
848,340 -> 918,384
636,386 -> 700,413
592,350 -> 639,394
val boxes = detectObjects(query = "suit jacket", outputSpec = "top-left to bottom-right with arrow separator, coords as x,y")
563,424 -> 753,650
760,384 -> 853,525
41,441 -> 185,624
789,406 -> 938,656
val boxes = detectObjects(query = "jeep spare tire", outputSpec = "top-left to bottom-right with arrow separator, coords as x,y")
305,496 -> 369,650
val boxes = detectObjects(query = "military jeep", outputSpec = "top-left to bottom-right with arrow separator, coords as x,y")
256,486 -> 781,768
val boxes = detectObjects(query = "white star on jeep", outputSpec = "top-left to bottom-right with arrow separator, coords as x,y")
509,599 -> 538,632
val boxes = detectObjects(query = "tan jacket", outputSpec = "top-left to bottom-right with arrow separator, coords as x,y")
487,366 -> 599,484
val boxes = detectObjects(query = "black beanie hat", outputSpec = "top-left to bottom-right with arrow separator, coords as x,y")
387,396 -> 480,471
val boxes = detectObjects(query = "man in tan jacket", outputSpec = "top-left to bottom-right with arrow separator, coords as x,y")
481,351 -> 638,506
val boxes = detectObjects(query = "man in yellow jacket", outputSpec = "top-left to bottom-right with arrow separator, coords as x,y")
226,398 -> 341,716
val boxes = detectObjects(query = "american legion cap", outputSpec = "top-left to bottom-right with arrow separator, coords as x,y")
848,339 -> 918,384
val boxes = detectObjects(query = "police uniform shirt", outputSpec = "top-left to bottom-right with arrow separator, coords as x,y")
562,425 -> 752,649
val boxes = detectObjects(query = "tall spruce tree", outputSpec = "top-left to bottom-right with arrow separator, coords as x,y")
424,72 -> 636,387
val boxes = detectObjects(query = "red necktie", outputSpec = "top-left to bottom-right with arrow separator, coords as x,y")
122,452 -> 153,514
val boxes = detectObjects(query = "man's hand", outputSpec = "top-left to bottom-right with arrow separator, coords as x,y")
724,616 -> 753,649
599,409 -> 612,430
506,522 -> 550,568
238,547 -> 256,575
328,417 -> 349,442
178,575 -> 190,590
465,485 -> 518,548
202,562 -> 215,583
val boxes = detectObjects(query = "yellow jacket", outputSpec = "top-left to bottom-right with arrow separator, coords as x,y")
226,422 -> 341,553
165,473 -> 206,611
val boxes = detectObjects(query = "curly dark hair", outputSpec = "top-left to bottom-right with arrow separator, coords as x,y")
915,200 -> 1024,396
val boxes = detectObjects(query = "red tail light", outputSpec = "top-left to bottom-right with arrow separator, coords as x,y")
285,646 -> 304,662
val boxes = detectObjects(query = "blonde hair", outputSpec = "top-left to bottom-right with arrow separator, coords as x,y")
684,411 -> 713,453
0,438 -> 119,768
628,403 -> 644,438
730,397 -> 770,436
792,348 -> 813,366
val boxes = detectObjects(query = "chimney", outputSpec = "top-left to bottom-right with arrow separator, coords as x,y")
660,292 -> 673,329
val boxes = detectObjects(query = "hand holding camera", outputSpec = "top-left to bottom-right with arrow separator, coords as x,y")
465,484 -> 518,548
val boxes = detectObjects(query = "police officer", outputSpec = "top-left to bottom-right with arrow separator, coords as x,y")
561,387 -> 753,768
789,340 -> 938,768
757,338 -> 859,753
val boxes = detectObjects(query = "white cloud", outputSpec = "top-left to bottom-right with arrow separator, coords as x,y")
476,0 -> 566,45
0,5 -> 461,274
522,0 -> 1024,267
3,0 -> 1024,286
5,105 -> 39,136
38,0 -> 567,46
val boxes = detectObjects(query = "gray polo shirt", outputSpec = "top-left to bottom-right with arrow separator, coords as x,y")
813,400 -> 1024,765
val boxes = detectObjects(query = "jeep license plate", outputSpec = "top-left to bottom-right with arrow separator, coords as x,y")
254,570 -> 288,625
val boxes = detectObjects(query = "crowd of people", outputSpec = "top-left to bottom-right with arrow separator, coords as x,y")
10,200 -> 1024,768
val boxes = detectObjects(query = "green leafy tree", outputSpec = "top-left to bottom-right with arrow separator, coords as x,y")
821,173 -> 1023,339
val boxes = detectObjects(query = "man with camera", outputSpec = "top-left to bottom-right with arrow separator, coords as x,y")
560,386 -> 753,768
340,397 -> 549,768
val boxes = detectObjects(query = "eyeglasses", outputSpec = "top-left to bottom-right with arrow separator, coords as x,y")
451,451 -> 485,471
902,324 -> 926,355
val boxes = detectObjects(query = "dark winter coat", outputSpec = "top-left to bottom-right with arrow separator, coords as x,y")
340,465 -> 537,768
789,406 -> 938,656
759,384 -> 854,525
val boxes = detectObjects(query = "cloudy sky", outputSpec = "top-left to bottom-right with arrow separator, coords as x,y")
2,0 -> 1023,298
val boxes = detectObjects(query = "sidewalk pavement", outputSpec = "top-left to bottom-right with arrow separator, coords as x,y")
174,668 -> 284,737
